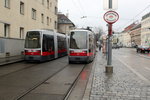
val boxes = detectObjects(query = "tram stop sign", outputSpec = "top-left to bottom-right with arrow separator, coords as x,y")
104,11 -> 119,24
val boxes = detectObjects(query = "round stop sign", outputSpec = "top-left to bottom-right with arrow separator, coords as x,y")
104,11 -> 119,24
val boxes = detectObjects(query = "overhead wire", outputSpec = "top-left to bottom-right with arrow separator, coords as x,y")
71,0 -> 86,17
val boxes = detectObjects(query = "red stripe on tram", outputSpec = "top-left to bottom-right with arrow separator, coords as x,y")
70,51 -> 94,56
42,51 -> 55,56
25,51 -> 41,55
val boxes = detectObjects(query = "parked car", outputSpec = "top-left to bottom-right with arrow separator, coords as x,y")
112,44 -> 120,49
136,45 -> 150,53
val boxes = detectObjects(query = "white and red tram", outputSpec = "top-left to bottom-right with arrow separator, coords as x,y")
24,30 -> 68,62
68,30 -> 96,63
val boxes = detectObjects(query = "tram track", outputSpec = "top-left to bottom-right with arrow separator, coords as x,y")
0,56 -> 69,100
0,56 -> 91,100
64,59 -> 95,100
63,64 -> 86,100
17,63 -> 87,100
16,64 -> 69,100
0,62 -> 38,78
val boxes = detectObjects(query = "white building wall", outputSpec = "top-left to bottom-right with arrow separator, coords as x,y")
121,32 -> 131,47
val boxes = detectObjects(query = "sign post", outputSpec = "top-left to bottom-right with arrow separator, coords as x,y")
103,0 -> 118,10
103,11 -> 119,73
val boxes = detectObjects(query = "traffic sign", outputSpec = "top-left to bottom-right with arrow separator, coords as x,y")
103,11 -> 119,24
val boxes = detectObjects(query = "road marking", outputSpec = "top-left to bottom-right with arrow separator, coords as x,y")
144,67 -> 150,71
137,54 -> 150,59
114,56 -> 150,84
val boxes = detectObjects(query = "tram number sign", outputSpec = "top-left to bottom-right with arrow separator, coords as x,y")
104,11 -> 119,24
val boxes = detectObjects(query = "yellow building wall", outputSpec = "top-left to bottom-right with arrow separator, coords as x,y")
0,0 -> 58,38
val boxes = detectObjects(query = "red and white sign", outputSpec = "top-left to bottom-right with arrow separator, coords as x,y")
104,11 -> 119,24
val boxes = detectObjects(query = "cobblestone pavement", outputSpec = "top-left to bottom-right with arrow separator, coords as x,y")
89,53 -> 150,100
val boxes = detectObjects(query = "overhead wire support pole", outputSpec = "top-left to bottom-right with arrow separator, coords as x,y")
109,0 -> 112,9
107,24 -> 112,65
103,0 -> 119,73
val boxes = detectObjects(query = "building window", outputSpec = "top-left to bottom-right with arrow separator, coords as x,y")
47,17 -> 49,25
47,0 -> 49,9
20,27 -> 24,39
4,24 -> 10,37
55,7 -> 57,15
42,0 -> 44,5
5,0 -> 10,8
41,14 -> 44,23
32,8 -> 36,20
20,2 -> 24,15
55,21 -> 57,29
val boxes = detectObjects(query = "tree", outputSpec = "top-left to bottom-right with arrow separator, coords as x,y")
93,27 -> 104,42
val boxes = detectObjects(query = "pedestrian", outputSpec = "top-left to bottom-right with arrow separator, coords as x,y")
99,43 -> 102,51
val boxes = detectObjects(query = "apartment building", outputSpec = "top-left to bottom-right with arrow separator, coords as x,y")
0,0 -> 58,39
141,12 -> 150,46
120,23 -> 137,47
129,24 -> 141,46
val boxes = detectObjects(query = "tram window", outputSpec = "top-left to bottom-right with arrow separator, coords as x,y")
89,34 -> 94,52
58,36 -> 63,50
70,32 -> 87,49
25,31 -> 40,48
43,34 -> 54,52
57,36 -> 66,51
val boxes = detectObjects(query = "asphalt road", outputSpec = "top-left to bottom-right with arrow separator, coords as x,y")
0,56 -> 92,100
113,48 -> 150,83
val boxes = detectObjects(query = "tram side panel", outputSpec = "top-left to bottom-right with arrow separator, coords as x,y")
42,34 -> 55,61
57,33 -> 67,58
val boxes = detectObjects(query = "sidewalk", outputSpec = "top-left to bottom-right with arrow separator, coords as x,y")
0,55 -> 23,65
83,51 -> 150,100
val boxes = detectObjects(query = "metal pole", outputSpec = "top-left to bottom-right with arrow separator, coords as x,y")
107,34 -> 112,65
109,0 -> 112,9
105,24 -> 113,73
105,37 -> 108,60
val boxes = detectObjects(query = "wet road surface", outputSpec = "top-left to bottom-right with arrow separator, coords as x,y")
113,48 -> 150,82
0,56 -> 93,100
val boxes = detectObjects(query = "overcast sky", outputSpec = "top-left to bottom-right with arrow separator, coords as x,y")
58,0 -> 150,32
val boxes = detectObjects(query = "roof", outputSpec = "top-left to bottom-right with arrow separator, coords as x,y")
130,24 -> 141,31
58,14 -> 75,26
142,12 -> 150,20
123,23 -> 137,32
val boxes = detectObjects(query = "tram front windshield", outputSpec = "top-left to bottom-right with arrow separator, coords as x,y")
25,31 -> 41,48
70,31 -> 87,49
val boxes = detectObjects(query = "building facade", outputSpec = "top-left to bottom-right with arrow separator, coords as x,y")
58,13 -> 75,34
141,12 -> 150,46
120,23 -> 137,47
122,32 -> 131,47
0,0 -> 58,39
129,24 -> 141,46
